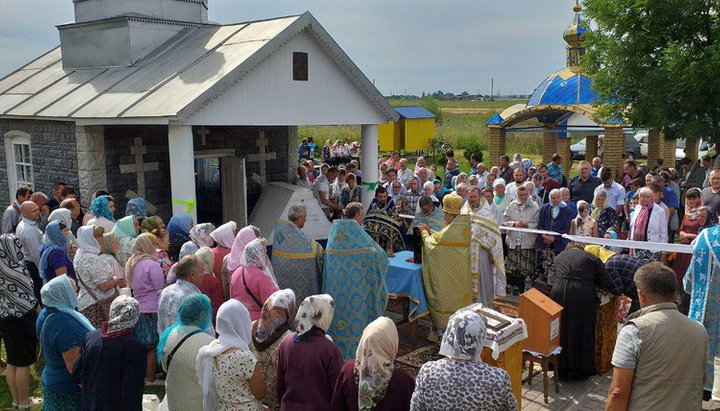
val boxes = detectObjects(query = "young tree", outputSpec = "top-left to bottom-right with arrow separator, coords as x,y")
583,0 -> 720,141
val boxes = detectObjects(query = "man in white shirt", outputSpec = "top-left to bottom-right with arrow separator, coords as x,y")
593,167 -> 626,214
15,201 -> 43,300
314,166 -> 343,219
476,162 -> 490,187
397,158 -> 414,187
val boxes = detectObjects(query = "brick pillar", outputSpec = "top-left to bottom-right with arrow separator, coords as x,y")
661,135 -> 676,169
586,135 -> 598,161
75,125 -> 107,205
603,126 -> 625,179
488,125 -> 506,167
542,124 -> 557,165
685,137 -> 699,162
556,138 -> 572,177
647,131 -> 661,167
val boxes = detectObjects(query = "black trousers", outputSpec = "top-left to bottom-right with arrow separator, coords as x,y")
24,261 -> 42,307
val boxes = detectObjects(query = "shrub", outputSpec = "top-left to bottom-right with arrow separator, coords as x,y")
458,137 -> 487,162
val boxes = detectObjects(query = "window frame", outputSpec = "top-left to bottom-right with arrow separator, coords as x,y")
293,51 -> 309,82
4,130 -> 34,200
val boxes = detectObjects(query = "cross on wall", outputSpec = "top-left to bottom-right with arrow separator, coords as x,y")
119,137 -> 159,198
246,131 -> 277,184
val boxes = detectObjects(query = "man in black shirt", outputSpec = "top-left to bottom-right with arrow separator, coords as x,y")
568,160 -> 601,203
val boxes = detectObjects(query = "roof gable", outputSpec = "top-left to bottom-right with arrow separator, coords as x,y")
394,105 -> 435,120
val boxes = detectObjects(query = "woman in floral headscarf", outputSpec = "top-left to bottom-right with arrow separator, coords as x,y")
71,296 -> 146,410
183,223 -> 216,252
87,195 -> 116,232
221,225 -> 260,300
229,238 -> 278,321
250,289 -> 296,411
112,215 -> 140,266
276,294 -> 343,410
410,309 -> 517,410
331,317 -> 415,411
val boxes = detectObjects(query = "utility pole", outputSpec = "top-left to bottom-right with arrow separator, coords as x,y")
490,78 -> 494,101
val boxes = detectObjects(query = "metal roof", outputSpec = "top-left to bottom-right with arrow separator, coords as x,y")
0,12 -> 398,123
527,67 -> 600,107
394,105 -> 435,119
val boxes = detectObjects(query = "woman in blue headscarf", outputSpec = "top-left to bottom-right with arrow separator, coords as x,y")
36,275 -> 95,411
87,195 -> 116,232
167,214 -> 193,262
39,221 -> 76,283
157,293 -> 214,411
125,198 -> 148,222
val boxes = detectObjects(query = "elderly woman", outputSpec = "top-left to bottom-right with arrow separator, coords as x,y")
195,247 -> 225,322
167,214 -> 193,262
157,293 -> 215,411
222,226 -> 261,298
0,234 -> 39,410
629,187 -> 668,262
36,275 -> 95,410
250,289 -> 295,411
87,195 -> 116,232
591,190 -> 617,236
39,221 -> 76,282
410,309 -> 517,410
183,223 -> 216,255
140,215 -> 165,233
197,299 -> 265,411
125,198 -> 148,223
277,294 -> 343,409
126,233 -> 165,383
112,215 -> 140,266
493,179 -> 512,222
550,243 -> 619,380
71,296 -> 146,411
331,317 -> 415,411
230,238 -> 279,321
99,232 -> 126,286
340,173 -> 362,208
537,189 -> 573,282
75,226 -> 121,328
209,221 -> 237,279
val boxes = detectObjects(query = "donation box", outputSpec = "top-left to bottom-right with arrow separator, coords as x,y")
519,288 -> 563,355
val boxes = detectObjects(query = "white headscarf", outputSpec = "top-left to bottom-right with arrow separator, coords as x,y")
189,223 -> 216,248
196,299 -> 253,411
48,208 -> 77,244
74,225 -> 101,263
294,294 -> 334,341
240,238 -> 278,287
209,221 -> 237,250
438,309 -> 488,362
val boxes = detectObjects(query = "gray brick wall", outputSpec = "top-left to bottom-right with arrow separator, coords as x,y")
0,119 -> 79,208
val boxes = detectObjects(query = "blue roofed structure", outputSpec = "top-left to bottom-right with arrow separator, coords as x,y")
527,68 -> 600,107
394,105 -> 436,119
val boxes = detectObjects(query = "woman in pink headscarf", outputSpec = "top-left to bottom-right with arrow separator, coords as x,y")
220,226 -> 260,300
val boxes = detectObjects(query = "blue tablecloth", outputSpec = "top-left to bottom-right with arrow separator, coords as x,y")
386,251 -> 429,321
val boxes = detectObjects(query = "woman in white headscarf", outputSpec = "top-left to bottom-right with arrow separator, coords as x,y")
331,316 -> 415,410
410,309 -> 517,410
74,225 -> 120,328
276,295 -> 343,409
184,223 -> 216,251
209,221 -> 236,279
196,299 -> 265,411
229,239 -> 279,321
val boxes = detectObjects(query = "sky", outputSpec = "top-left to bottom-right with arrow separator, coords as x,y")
0,0 -> 578,96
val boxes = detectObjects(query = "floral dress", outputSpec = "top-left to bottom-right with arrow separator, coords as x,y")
213,350 -> 263,411
155,249 -> 172,277
250,330 -> 292,411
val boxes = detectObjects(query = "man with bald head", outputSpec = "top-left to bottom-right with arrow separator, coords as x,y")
16,201 -> 43,300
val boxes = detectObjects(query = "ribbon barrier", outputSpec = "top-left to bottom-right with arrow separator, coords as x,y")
361,181 -> 380,191
172,199 -> 196,213
399,213 -> 695,254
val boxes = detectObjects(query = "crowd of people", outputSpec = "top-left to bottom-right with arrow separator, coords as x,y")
0,143 -> 719,410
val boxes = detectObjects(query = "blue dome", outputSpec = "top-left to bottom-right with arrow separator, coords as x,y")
527,68 -> 600,107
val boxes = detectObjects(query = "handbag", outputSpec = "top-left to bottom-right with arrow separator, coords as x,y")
242,267 -> 263,308
164,330 -> 201,371
77,275 -> 118,321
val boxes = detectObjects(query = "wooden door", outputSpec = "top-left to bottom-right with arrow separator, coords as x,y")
221,157 -> 247,227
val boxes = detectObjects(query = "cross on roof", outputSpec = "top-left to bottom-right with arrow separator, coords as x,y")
246,131 -> 277,184
119,137 -> 159,198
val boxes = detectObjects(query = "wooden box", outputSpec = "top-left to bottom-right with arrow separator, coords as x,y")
519,288 -> 563,355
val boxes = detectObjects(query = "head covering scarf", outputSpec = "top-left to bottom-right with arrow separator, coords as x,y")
0,234 -> 37,318
103,295 -> 140,339
685,188 -> 703,220
157,293 -> 213,364
141,216 -> 162,233
75,225 -> 101,261
241,238 -> 278,287
252,289 -> 296,351
38,221 -> 69,281
125,198 -> 148,220
100,232 -> 120,256
189,223 -> 216,248
89,195 -> 115,222
125,233 -> 157,286
180,241 -> 200,257
354,317 -> 398,410
39,275 -> 95,332
584,245 -> 616,264
439,309 -> 487,362
294,294 -> 334,342
576,200 -> 591,221
210,221 -> 237,250
195,247 -> 214,275
168,214 -> 193,237
112,215 -> 138,239
226,226 -> 259,272
48,208 -> 73,229
196,299 -> 253,411
591,192 -> 609,220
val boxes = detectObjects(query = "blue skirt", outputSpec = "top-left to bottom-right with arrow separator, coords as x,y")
134,313 -> 159,347
43,391 -> 81,411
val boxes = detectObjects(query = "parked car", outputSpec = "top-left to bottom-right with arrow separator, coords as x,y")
570,134 -> 641,160
635,131 -> 710,161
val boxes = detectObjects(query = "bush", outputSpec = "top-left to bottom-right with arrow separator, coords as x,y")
458,137 -> 487,162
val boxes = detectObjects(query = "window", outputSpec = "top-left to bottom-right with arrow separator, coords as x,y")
4,131 -> 34,199
293,52 -> 308,81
